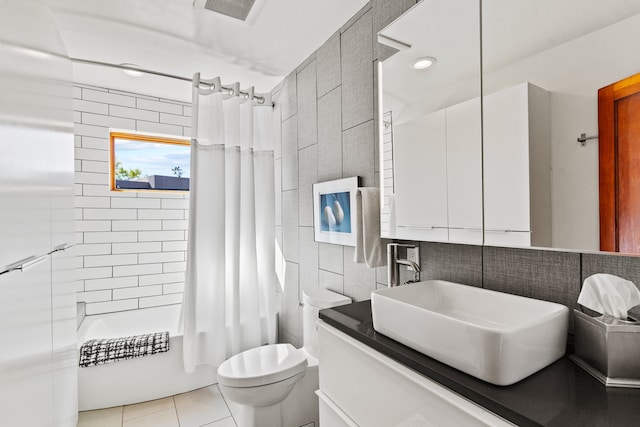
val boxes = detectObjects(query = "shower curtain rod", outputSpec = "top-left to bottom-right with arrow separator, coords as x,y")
69,57 -> 273,106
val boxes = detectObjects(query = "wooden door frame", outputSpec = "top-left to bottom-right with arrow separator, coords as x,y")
598,72 -> 640,251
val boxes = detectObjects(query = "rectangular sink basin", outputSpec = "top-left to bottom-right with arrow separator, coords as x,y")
371,280 -> 569,386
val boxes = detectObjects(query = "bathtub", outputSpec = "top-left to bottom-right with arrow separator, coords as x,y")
77,304 -> 217,411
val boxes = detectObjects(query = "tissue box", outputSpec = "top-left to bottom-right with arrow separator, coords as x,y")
571,309 -> 640,387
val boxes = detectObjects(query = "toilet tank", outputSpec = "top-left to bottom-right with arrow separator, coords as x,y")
302,289 -> 352,358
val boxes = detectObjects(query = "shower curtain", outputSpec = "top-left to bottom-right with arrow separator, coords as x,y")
182,81 -> 276,373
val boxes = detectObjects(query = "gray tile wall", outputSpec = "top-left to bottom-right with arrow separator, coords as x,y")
271,0 -> 417,346
272,0 -> 640,346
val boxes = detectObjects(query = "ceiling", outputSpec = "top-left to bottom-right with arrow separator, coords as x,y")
48,0 -> 368,102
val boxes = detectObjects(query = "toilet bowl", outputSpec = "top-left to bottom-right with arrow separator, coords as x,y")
217,288 -> 351,427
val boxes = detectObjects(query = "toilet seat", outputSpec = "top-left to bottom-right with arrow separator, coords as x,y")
217,343 -> 308,388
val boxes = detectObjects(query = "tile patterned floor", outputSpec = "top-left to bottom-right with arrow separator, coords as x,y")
77,385 -> 237,427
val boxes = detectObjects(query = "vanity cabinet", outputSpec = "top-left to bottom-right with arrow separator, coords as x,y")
483,82 -> 551,247
392,98 -> 482,243
317,321 -> 514,427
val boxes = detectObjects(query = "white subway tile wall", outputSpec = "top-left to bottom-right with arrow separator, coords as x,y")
74,84 -> 191,315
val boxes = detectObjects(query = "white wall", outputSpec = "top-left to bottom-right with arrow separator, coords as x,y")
73,84 -> 191,315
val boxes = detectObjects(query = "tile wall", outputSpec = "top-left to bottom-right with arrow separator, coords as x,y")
272,0 -> 640,346
73,84 -> 191,315
271,0 -> 418,346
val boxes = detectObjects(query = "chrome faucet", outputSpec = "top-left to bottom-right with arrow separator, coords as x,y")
387,243 -> 421,287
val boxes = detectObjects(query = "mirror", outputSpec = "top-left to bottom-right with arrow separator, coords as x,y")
378,0 -> 482,244
379,0 -> 640,254
482,0 -> 640,252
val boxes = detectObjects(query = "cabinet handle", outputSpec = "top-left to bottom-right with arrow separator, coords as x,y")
484,229 -> 531,233
397,225 -> 447,230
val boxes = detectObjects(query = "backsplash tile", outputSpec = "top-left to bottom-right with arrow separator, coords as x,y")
420,242 -> 483,288
483,246 -> 581,330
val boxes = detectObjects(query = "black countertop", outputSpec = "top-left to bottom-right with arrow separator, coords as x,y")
319,300 -> 640,427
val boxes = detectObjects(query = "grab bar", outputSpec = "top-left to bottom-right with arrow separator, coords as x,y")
0,254 -> 48,276
50,243 -> 74,254
0,242 -> 73,276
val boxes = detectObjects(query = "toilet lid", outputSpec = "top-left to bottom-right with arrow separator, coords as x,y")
217,343 -> 308,388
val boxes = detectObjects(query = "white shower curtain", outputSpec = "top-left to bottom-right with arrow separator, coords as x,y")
182,84 -> 276,373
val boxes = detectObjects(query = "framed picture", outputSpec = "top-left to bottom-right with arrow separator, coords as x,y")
313,177 -> 359,246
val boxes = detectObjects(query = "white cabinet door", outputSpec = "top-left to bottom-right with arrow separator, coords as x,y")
317,391 -> 359,427
393,110 -> 448,241
446,97 -> 483,244
483,83 -> 532,245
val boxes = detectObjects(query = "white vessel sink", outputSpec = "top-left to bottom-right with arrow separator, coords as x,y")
371,280 -> 569,386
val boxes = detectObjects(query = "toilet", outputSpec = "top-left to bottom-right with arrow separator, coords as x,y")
217,288 -> 351,427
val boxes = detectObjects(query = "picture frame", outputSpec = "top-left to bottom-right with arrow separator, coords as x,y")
313,176 -> 360,246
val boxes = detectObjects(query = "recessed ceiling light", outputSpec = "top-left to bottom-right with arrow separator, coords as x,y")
121,63 -> 144,77
413,56 -> 437,70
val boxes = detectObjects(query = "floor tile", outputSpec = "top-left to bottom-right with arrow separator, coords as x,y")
202,416 -> 237,427
123,396 -> 175,421
77,406 -> 123,427
174,385 -> 231,427
122,408 -> 179,427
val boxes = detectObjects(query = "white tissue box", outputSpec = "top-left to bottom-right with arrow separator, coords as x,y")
571,309 -> 640,387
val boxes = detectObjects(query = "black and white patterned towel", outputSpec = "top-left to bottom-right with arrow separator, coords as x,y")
79,331 -> 170,368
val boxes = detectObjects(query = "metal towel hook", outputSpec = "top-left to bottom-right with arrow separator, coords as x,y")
577,133 -> 598,146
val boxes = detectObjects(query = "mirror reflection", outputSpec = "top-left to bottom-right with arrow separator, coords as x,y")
379,0 -> 640,254
482,0 -> 640,253
378,0 -> 482,244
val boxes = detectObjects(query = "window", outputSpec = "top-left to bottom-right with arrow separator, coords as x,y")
109,131 -> 190,192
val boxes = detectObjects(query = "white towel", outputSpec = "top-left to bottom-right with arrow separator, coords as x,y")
353,187 -> 390,268
577,273 -> 640,319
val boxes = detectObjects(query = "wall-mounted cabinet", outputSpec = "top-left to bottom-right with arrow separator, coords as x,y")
445,97 -> 483,244
392,98 -> 482,244
483,82 -> 551,247
393,109 -> 448,241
